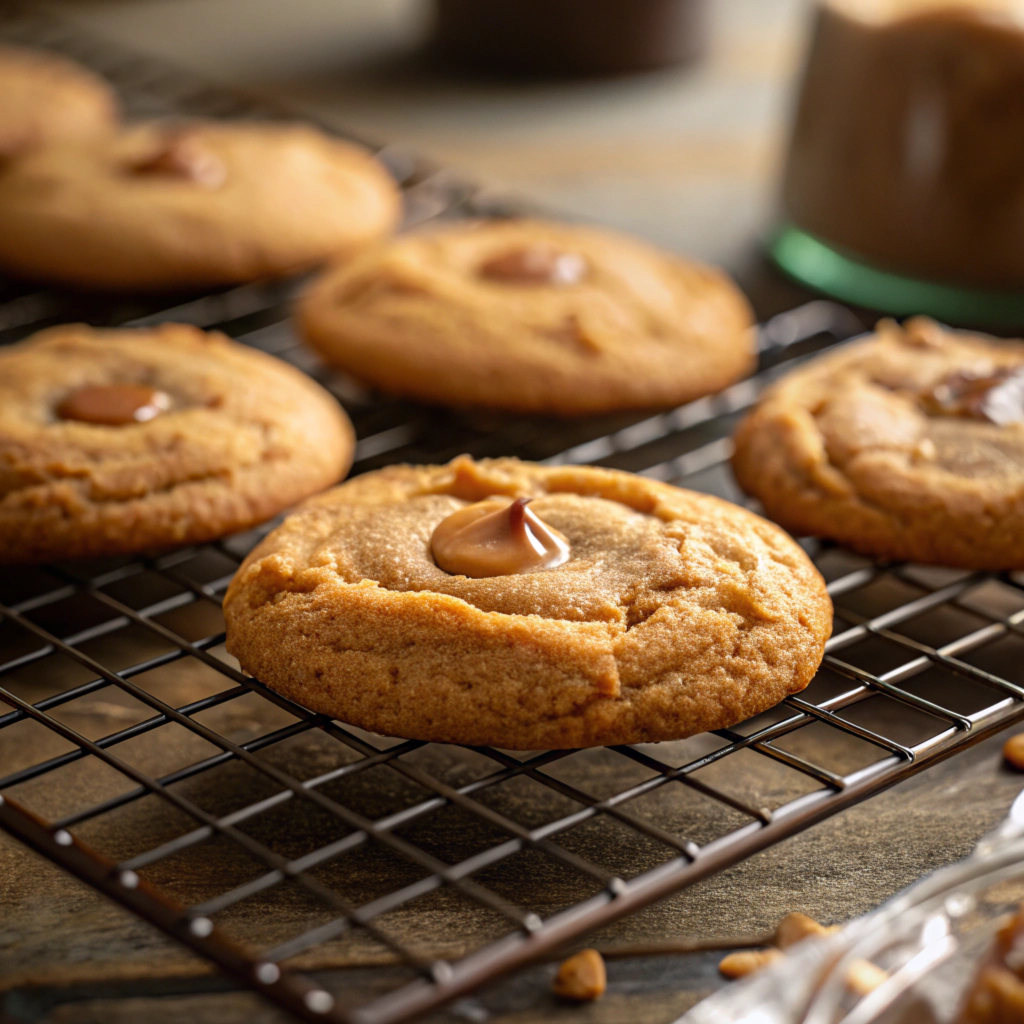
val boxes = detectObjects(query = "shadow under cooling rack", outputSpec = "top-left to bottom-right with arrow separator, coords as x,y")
3,4 -> 1024,1024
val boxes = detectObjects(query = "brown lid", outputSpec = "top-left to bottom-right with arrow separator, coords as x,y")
431,0 -> 709,77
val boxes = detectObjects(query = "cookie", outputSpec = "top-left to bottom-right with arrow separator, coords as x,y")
297,219 -> 755,416
0,46 -> 118,159
0,323 -> 355,564
733,316 -> 1024,569
0,121 -> 401,290
223,456 -> 830,749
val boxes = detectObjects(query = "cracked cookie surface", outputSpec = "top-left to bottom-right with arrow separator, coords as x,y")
733,317 -> 1024,568
297,219 -> 755,416
0,120 -> 400,290
0,323 -> 354,564
224,457 -> 830,749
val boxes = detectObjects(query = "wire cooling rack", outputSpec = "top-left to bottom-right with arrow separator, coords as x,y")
5,5 -> 1024,1024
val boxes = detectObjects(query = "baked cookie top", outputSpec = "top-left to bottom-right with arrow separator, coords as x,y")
733,317 -> 1024,568
297,219 -> 755,416
0,120 -> 401,290
0,323 -> 354,564
224,456 -> 830,749
0,45 -> 118,159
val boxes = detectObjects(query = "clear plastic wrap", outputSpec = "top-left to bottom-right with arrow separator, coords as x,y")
679,791 -> 1024,1024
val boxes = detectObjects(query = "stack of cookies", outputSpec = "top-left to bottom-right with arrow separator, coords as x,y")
18,42 -> 1020,754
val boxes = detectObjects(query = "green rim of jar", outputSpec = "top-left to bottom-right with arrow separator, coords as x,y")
770,224 -> 1024,329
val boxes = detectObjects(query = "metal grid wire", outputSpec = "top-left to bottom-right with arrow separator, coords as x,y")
4,6 -> 1024,1024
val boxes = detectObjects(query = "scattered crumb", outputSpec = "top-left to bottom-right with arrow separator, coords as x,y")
718,948 -> 785,979
553,948 -> 606,1002
774,911 -> 840,950
719,912 -> 841,983
1003,734 -> 1024,771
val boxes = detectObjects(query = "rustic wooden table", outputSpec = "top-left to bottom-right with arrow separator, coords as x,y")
4,2 -> 1024,1022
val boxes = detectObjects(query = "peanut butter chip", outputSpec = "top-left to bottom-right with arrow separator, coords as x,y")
552,949 -> 606,1002
57,384 -> 171,426
1003,733 -> 1024,770
964,966 -> 1024,1022
773,911 -> 838,950
130,133 -> 227,190
430,496 -> 570,578
479,244 -> 587,285
924,367 -> 1024,425
718,949 -> 784,979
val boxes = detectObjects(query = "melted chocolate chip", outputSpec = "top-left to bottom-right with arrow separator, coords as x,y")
130,132 -> 226,190
431,496 -> 570,578
479,245 -> 587,286
57,384 -> 171,426
924,366 -> 1024,426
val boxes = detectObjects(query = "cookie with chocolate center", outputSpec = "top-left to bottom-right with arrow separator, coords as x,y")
0,121 -> 400,290
0,323 -> 354,564
733,316 -> 1024,568
297,219 -> 755,416
224,456 -> 830,749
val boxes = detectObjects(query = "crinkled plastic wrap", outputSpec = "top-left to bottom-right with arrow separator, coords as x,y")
678,792 -> 1024,1024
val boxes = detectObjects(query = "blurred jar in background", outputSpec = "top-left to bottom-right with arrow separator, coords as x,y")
774,0 -> 1024,323
431,0 -> 708,76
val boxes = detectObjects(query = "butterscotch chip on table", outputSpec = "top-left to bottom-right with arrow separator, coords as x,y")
733,317 -> 1024,570
223,457 -> 831,749
297,219 -> 755,416
0,46 -> 118,159
774,911 -> 838,949
718,949 -> 784,979
552,949 -> 606,1002
0,324 -> 354,565
0,120 -> 400,290
1003,734 -> 1024,771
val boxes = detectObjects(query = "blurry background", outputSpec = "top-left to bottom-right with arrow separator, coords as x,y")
39,0 -> 811,286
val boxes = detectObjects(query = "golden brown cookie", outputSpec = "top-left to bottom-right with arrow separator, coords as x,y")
0,323 -> 355,564
297,219 -> 755,416
733,317 -> 1024,569
223,456 -> 830,749
0,120 -> 401,290
0,46 -> 118,159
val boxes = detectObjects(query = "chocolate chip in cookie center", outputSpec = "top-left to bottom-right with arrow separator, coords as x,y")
924,366 -> 1024,426
479,244 -> 587,286
431,495 -> 570,578
129,132 -> 227,190
57,384 -> 171,426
